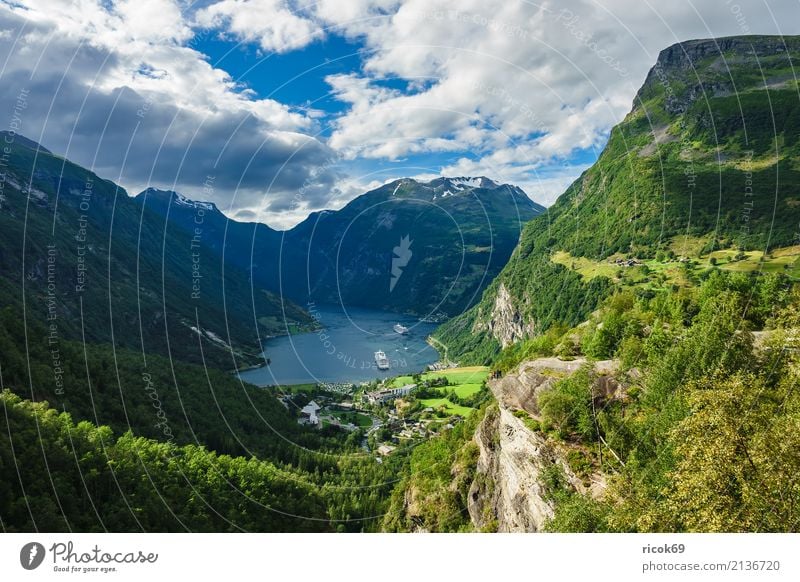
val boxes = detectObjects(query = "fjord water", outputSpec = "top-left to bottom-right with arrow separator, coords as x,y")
238,305 -> 440,386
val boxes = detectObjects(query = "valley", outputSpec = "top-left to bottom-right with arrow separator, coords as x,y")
265,365 -> 491,459
2,33 -> 800,535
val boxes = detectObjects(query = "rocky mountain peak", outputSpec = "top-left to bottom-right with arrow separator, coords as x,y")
426,176 -> 504,192
653,35 -> 794,72
635,35 -> 800,114
139,187 -> 219,212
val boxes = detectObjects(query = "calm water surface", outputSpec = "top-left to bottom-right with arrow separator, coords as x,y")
238,304 -> 440,386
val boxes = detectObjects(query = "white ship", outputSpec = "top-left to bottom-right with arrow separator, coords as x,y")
393,323 -> 409,335
374,350 -> 390,370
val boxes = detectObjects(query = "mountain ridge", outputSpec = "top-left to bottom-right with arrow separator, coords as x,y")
435,33 -> 800,363
136,174 -> 544,319
0,133 -> 314,370
137,174 -> 541,228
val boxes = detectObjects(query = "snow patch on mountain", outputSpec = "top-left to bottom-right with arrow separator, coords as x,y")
451,177 -> 497,189
141,188 -> 217,212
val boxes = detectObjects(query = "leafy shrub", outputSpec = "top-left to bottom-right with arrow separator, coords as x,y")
538,366 -> 595,440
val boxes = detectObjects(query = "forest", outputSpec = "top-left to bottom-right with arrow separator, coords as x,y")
0,306 -> 404,532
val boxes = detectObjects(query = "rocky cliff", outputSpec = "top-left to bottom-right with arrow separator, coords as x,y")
475,283 -> 536,348
469,405 -> 563,531
467,357 -> 616,531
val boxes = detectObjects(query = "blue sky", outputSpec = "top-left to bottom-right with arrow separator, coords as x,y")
0,0 -> 797,228
197,23 -> 605,202
197,32 -> 360,117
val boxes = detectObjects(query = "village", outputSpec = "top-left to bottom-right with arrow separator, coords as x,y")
275,365 -> 491,459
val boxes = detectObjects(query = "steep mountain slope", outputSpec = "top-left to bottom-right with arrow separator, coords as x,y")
0,133 -> 312,369
437,35 -> 800,363
286,177 -> 544,317
385,228 -> 800,533
139,177 -> 543,320
385,36 -> 800,534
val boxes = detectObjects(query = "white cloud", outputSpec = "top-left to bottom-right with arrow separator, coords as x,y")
1,0 -> 798,229
311,0 -> 800,207
195,0 -> 323,54
0,0 -> 318,127
315,0 -> 629,156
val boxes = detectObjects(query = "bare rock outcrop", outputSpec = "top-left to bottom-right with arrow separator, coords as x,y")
467,356 -> 620,532
477,283 -> 535,348
469,405 -> 573,531
492,357 -> 588,414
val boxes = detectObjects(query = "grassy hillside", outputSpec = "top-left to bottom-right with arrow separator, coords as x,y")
436,36 -> 800,363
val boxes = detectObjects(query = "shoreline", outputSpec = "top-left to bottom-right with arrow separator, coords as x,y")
234,307 -> 444,383
231,320 -> 324,374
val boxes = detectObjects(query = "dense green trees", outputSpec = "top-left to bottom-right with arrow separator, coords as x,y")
540,272 -> 800,532
382,407 -> 486,532
652,371 -> 800,531
0,391 -> 331,531
538,366 -> 595,440
0,305 -> 400,531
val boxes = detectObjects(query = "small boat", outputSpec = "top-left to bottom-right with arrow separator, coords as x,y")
393,323 -> 409,335
374,350 -> 390,370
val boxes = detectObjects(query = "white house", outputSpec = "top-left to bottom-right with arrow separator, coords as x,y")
300,400 -> 321,426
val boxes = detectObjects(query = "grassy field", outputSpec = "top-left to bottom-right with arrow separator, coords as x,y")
551,250 -> 620,280
449,383 -> 484,398
551,241 -> 800,287
668,234 -> 710,257
390,366 -> 489,418
418,398 -> 475,417
391,366 -> 489,388
704,246 -> 800,277
329,411 -> 372,427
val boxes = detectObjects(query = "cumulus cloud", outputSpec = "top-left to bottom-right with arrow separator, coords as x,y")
195,0 -> 323,53
312,0 -> 800,206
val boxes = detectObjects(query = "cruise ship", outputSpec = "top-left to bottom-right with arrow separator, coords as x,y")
393,323 -> 409,335
374,350 -> 390,370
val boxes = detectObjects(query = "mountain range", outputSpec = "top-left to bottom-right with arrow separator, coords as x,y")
138,175 -> 543,321
0,129 -> 541,372
0,132 -> 313,370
